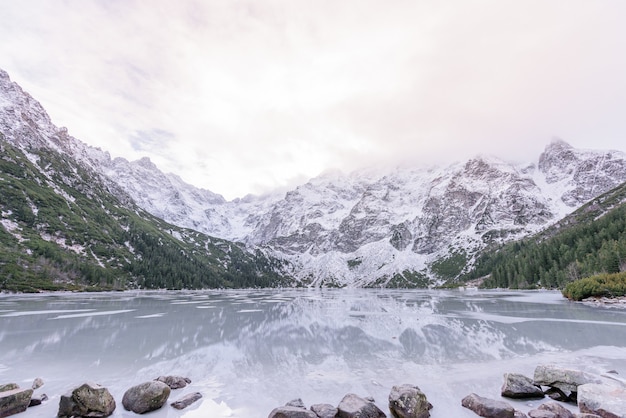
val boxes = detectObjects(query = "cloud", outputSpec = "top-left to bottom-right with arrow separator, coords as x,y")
1,0 -> 625,199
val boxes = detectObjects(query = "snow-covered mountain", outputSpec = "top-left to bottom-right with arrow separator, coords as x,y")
3,67 -> 626,287
101,136 -> 626,286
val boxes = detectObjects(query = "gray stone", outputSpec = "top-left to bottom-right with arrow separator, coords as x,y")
515,412 -> 528,418
57,382 -> 116,418
461,393 -> 515,418
534,365 -> 601,394
0,386 -> 18,394
170,392 -> 202,410
1,387 -> 33,418
575,414 -> 603,418
122,381 -> 171,414
154,376 -> 191,390
28,394 -> 48,407
545,387 -> 572,402
310,403 -> 338,418
286,399 -> 306,409
578,383 -> 626,418
501,373 -> 544,399
268,405 -> 317,418
528,402 -> 574,418
31,378 -> 44,391
337,393 -> 386,418
388,384 -> 432,418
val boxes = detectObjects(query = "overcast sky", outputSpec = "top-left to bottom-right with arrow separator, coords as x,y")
1,1 -> 625,200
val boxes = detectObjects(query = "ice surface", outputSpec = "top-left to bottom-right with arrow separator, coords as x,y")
1,290 -> 625,418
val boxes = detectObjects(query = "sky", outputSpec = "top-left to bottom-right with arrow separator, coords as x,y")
1,1 -> 625,200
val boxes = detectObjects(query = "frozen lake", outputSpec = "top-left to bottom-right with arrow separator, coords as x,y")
1,289 -> 625,417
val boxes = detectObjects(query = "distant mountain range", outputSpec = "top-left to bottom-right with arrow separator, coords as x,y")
2,67 -> 625,290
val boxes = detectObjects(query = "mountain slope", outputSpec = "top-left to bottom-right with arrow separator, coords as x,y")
101,138 -> 626,287
0,69 -> 291,292
3,67 -> 626,289
463,180 -> 626,288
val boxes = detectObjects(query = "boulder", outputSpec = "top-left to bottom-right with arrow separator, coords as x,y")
58,382 -> 116,418
310,403 -> 339,418
31,378 -> 44,391
170,392 -> 202,410
154,376 -> 191,390
534,365 -> 600,395
501,373 -> 544,399
337,393 -> 386,418
545,387 -> 573,402
28,394 -> 48,407
575,414 -> 603,418
528,402 -> 574,418
267,406 -> 317,418
0,386 -> 33,418
461,393 -> 515,418
388,384 -> 432,418
578,383 -> 626,418
122,381 -> 171,414
0,386 -> 18,394
286,399 -> 306,408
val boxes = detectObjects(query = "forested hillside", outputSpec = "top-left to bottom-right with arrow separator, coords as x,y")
462,181 -> 626,288
0,137 -> 291,292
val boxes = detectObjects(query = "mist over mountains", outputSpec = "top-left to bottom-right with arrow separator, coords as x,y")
2,67 -> 626,289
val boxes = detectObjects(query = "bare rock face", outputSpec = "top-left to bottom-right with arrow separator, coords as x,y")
461,393 -> 515,418
0,386 -> 33,418
337,393 -> 386,418
122,381 -> 170,414
501,373 -> 544,399
57,383 -> 115,418
578,383 -> 626,418
388,384 -> 432,418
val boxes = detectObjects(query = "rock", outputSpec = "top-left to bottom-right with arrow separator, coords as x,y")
545,387 -> 573,402
528,402 -> 574,418
58,382 -> 116,418
122,381 -> 171,414
286,399 -> 306,408
578,383 -> 626,418
267,406 -> 317,418
310,403 -> 339,418
575,414 -> 603,418
170,392 -> 202,410
31,378 -> 44,390
534,365 -> 600,395
0,386 -> 18,394
0,387 -> 33,418
461,393 -> 515,418
515,412 -> 528,418
337,393 -> 386,418
388,384 -> 432,418
154,376 -> 191,390
501,373 -> 544,399
28,394 -> 48,407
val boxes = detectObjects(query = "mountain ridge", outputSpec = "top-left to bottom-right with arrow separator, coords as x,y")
0,69 -> 292,291
3,67 -> 626,288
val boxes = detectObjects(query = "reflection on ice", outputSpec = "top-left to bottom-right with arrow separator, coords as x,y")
1,290 -> 625,418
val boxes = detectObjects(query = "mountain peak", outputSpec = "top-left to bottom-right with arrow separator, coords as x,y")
546,137 -> 573,151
